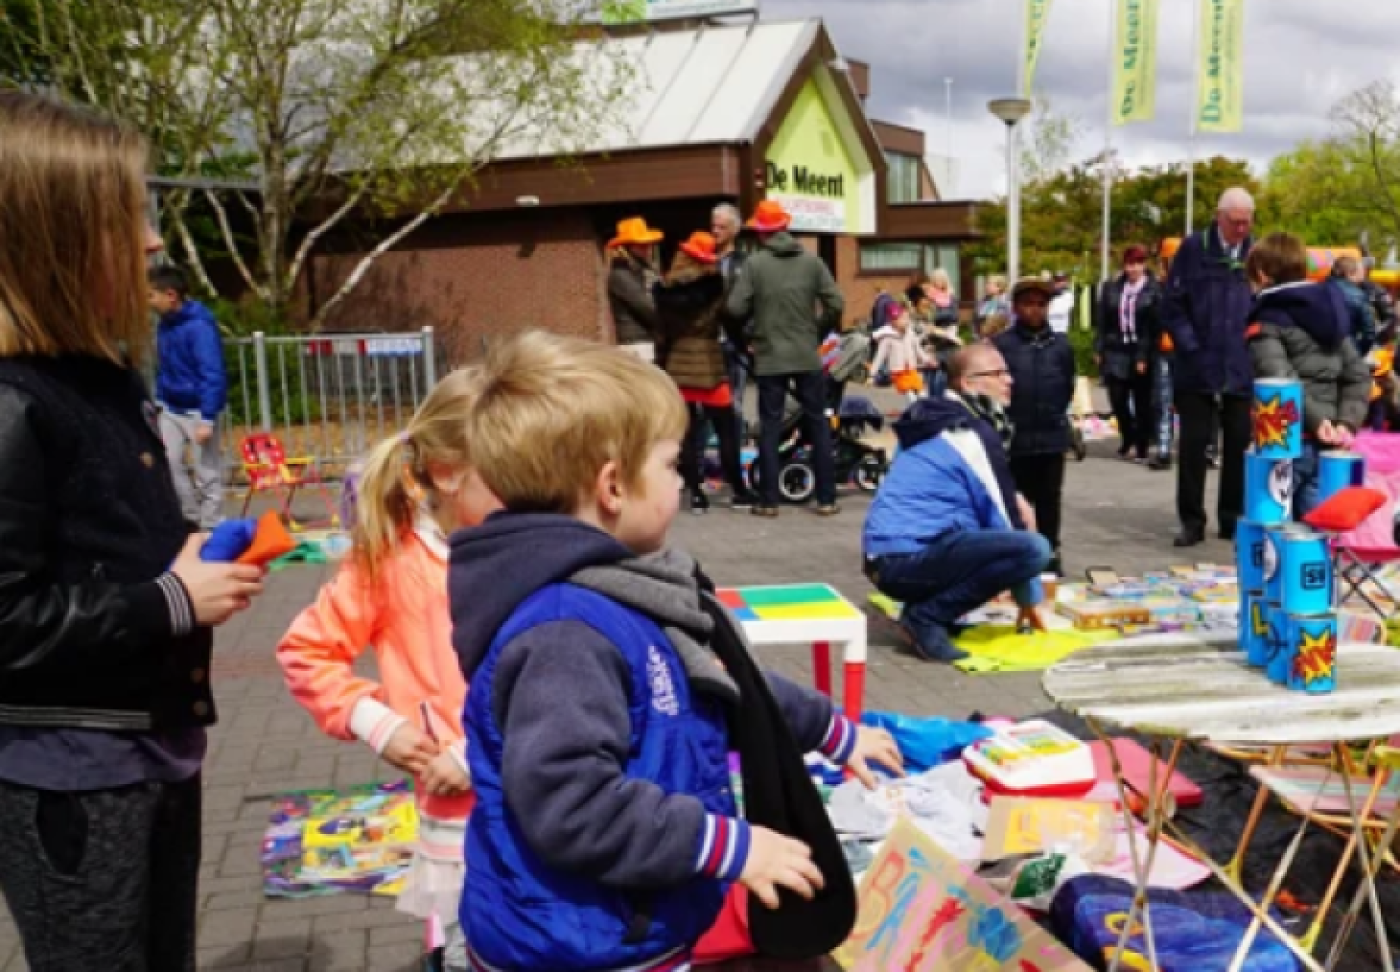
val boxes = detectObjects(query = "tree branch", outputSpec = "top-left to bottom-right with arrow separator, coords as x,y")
167,193 -> 222,301
308,179 -> 462,331
204,188 -> 267,299
285,182 -> 371,294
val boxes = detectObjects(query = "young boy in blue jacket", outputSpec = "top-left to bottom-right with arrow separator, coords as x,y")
448,332 -> 899,972
149,266 -> 228,529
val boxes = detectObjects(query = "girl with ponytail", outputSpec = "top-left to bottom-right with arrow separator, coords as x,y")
278,368 -> 497,967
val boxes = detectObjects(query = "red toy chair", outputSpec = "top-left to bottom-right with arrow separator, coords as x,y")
1310,434 -> 1400,621
238,433 -> 339,528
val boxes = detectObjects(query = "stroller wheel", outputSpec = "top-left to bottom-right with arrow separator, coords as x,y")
853,455 -> 886,492
778,462 -> 816,504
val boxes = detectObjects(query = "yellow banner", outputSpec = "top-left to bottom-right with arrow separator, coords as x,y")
1024,0 -> 1054,96
1112,0 -> 1159,124
1196,0 -> 1245,133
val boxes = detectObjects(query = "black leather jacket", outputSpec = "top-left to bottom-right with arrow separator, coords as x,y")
0,356 -> 212,731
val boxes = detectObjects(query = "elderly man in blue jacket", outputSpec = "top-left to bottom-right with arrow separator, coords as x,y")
862,344 -> 1051,663
149,266 -> 228,529
1160,187 -> 1256,547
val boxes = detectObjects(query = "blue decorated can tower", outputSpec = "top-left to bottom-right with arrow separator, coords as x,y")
1317,452 -> 1366,506
1236,520 -> 1270,591
1266,603 -> 1291,684
1240,589 -> 1271,667
1252,378 -> 1304,460
1280,613 -> 1339,694
1276,527 -> 1333,617
1243,453 -> 1293,524
1263,523 -> 1311,604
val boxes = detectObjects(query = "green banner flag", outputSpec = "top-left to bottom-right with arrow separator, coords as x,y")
1112,0 -> 1159,125
1196,0 -> 1245,133
1024,0 -> 1055,96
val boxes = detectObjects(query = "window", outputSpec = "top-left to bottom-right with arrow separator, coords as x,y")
860,243 -> 922,273
886,152 -> 921,204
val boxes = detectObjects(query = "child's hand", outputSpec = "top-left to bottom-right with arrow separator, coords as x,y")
421,750 -> 471,796
382,724 -> 439,776
741,827 -> 824,909
846,726 -> 904,789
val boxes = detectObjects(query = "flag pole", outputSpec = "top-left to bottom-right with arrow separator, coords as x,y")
1101,0 -> 1117,284
1185,0 -> 1201,236
1010,0 -> 1028,285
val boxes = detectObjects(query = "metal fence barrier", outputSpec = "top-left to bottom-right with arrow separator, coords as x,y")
222,328 -> 438,476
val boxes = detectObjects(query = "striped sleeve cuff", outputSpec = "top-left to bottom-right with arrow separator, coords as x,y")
694,814 -> 752,882
349,697 -> 408,756
818,715 -> 858,765
156,572 -> 196,636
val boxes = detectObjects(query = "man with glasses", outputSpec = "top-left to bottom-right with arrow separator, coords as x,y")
862,344 -> 1050,663
1161,187 -> 1257,547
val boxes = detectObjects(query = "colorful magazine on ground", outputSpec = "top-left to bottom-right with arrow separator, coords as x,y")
262,780 -> 417,898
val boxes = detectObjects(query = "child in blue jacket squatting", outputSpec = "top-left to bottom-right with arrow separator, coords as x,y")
448,332 -> 901,972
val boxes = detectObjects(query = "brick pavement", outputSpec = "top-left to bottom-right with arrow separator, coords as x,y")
0,435 -> 1231,971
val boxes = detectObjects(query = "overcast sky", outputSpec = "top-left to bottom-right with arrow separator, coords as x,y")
760,0 -> 1398,200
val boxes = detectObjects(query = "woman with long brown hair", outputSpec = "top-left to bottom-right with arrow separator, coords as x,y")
0,91 -> 264,966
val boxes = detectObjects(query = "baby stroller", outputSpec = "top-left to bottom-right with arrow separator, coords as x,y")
745,377 -> 889,504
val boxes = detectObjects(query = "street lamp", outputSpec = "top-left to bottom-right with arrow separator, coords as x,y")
988,97 -> 1032,284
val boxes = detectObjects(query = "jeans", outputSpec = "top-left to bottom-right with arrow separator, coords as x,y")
923,367 -> 946,399
1293,442 -> 1320,520
159,409 -> 223,529
1107,369 -> 1154,459
1009,454 -> 1066,555
681,402 -> 747,496
872,531 -> 1052,650
1176,391 -> 1251,535
757,371 -> 836,507
1154,357 -> 1175,457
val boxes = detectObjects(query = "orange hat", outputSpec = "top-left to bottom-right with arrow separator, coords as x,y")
679,231 -> 719,264
607,217 -> 664,249
746,199 -> 792,234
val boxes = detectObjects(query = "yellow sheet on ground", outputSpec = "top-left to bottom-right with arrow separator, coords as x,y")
949,625 -> 1117,674
868,592 -> 1114,673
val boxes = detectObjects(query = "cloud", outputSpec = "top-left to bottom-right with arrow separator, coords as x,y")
760,0 -> 1390,198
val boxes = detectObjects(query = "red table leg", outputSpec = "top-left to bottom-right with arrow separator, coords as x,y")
812,641 -> 832,698
844,660 -> 865,727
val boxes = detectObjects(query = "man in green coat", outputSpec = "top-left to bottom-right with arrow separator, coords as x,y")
727,200 -> 845,517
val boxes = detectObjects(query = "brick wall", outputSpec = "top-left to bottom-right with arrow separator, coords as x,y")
835,235 -> 909,327
309,210 -> 611,365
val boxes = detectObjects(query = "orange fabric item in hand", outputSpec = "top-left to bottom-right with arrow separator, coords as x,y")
237,511 -> 297,566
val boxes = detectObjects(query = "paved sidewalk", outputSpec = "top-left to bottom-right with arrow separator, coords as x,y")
0,435 -> 1229,971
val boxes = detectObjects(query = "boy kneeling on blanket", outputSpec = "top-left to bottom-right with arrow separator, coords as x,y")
863,344 -> 1051,663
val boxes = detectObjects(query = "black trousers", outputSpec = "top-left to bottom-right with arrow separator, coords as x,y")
757,371 -> 836,507
1106,370 -> 1154,459
0,774 -> 202,971
1009,453 -> 1066,554
681,402 -> 746,495
1176,391 -> 1251,535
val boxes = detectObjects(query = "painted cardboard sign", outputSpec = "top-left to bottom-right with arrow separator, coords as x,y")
833,818 -> 1091,971
982,798 -> 1115,864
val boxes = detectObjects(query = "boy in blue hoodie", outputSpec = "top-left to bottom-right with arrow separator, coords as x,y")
149,266 -> 228,529
1245,233 -> 1371,517
448,331 -> 899,972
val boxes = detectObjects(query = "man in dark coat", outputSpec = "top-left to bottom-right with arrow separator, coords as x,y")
1160,187 -> 1256,547
994,278 -> 1076,576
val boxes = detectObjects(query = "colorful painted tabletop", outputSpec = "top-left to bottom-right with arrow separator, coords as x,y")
717,584 -> 863,623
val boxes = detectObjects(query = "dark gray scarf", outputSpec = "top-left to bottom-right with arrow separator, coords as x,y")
957,391 -> 1015,449
570,548 -> 741,704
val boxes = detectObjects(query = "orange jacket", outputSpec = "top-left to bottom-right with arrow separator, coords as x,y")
1373,345 -> 1395,403
278,522 -> 474,832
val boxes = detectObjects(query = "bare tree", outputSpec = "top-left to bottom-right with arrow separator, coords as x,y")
1330,79 -> 1400,241
1019,96 -> 1085,186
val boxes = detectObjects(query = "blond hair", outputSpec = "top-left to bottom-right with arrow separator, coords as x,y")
353,367 -> 481,578
0,91 -> 152,366
930,268 -> 953,292
465,331 -> 688,512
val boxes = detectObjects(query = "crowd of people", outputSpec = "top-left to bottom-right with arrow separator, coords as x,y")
3,84 -> 1399,972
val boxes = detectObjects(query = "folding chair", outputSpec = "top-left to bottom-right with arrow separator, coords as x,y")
1318,433 -> 1400,622
1241,743 -> 1400,952
238,433 -> 339,528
